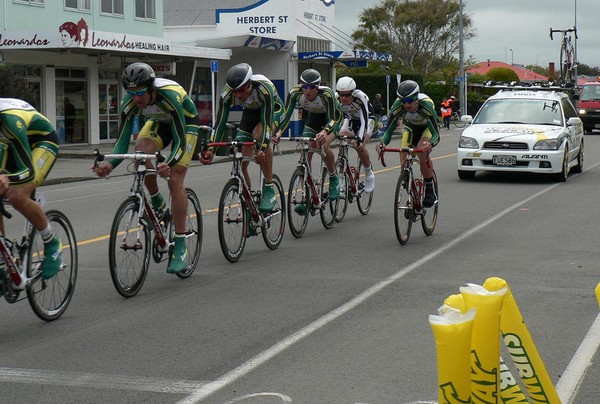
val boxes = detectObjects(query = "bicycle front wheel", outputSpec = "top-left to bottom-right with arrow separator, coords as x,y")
26,210 -> 78,321
218,178 -> 246,263
356,161 -> 373,215
320,167 -> 338,229
287,167 -> 310,238
394,172 -> 413,245
109,197 -> 151,297
421,171 -> 439,236
169,188 -> 203,279
262,174 -> 286,250
452,114 -> 466,128
335,159 -> 349,223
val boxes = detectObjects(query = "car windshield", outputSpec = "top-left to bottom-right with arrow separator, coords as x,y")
473,98 -> 564,126
579,85 -> 600,101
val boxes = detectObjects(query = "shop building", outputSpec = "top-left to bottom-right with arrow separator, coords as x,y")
0,1 -> 230,145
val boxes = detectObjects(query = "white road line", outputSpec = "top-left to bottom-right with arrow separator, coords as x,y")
178,177 -> 572,403
0,367 -> 208,393
555,312 -> 600,403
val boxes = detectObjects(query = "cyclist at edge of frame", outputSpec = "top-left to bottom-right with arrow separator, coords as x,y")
272,69 -> 343,207
335,76 -> 376,193
375,80 -> 439,208
94,62 -> 199,274
199,62 -> 284,213
0,98 -> 63,280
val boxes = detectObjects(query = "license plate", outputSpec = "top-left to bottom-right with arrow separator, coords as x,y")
594,123 -> 600,128
492,155 -> 517,166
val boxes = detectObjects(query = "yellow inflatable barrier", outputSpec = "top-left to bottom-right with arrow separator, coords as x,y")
430,308 -> 476,403
460,283 -> 507,403
483,277 -> 560,403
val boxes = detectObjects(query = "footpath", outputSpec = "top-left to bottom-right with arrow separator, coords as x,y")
44,138 -> 307,186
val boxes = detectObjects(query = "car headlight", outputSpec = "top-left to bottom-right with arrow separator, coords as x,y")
458,136 -> 479,149
578,109 -> 587,115
534,139 -> 560,150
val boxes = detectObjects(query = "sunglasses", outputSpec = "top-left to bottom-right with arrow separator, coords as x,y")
126,87 -> 148,97
401,95 -> 418,104
233,83 -> 250,94
302,84 -> 318,90
338,92 -> 353,98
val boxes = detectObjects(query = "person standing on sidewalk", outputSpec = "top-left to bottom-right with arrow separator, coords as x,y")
94,62 -> 199,274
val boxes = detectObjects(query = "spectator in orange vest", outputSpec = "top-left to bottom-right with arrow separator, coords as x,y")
440,97 -> 452,129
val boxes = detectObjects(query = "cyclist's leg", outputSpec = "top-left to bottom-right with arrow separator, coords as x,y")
416,129 -> 438,208
136,119 -> 164,210
354,119 -> 375,192
166,124 -> 197,274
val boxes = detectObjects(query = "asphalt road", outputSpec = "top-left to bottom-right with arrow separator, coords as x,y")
0,128 -> 598,403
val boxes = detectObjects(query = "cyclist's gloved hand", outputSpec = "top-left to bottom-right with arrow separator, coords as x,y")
94,162 -> 113,178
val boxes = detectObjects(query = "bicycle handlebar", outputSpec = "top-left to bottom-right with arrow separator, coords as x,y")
207,140 -> 256,148
378,146 -> 431,168
93,149 -> 165,163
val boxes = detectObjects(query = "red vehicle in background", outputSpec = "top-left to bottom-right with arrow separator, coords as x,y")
577,82 -> 600,133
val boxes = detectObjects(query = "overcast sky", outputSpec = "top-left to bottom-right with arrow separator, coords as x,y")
335,0 -> 599,69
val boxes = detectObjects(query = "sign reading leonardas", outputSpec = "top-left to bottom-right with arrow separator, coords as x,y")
0,24 -> 173,56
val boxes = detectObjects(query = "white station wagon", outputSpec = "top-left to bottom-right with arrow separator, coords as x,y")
457,87 -> 584,181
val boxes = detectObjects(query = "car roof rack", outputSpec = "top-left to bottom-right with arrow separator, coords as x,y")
483,80 -> 574,91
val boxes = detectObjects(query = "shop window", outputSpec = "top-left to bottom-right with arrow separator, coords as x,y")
13,0 -> 44,5
135,0 -> 155,20
65,0 -> 90,11
101,0 -> 123,16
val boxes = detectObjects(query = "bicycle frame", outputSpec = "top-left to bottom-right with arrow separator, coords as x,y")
208,140 -> 264,226
380,146 -> 430,212
93,151 -> 170,251
293,137 -> 326,209
337,134 -> 360,197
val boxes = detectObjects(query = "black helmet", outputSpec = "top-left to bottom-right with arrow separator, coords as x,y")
300,69 -> 321,86
397,80 -> 420,101
226,63 -> 253,90
122,62 -> 155,89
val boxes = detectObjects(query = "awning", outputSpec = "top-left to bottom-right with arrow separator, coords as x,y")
298,50 -> 392,62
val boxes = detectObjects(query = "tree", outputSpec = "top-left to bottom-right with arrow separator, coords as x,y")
485,67 -> 519,83
351,0 -> 475,80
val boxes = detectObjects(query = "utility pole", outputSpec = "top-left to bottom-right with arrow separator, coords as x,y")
458,0 -> 466,115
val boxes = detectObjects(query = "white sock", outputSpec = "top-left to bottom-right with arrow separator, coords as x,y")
40,225 -> 54,243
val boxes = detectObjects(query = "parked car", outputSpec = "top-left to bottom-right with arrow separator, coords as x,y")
457,87 -> 584,182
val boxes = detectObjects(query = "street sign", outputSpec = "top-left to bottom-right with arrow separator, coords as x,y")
386,75 -> 390,84
210,60 -> 218,72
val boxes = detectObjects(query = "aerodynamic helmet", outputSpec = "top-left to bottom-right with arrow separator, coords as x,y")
336,76 -> 356,93
396,80 -> 420,102
226,63 -> 253,90
121,62 -> 156,89
300,69 -> 321,87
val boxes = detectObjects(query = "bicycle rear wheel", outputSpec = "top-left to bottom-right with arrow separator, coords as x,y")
26,210 -> 78,321
218,178 -> 246,262
356,160 -> 373,215
320,167 -> 338,229
394,172 -> 413,245
109,197 -> 151,297
335,158 -> 349,222
262,174 -> 286,250
287,167 -> 310,238
168,188 -> 203,278
421,171 -> 439,236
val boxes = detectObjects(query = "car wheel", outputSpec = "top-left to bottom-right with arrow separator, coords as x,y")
458,170 -> 476,180
571,139 -> 584,174
552,147 -> 569,182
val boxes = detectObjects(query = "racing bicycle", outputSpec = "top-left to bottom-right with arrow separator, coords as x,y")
93,150 -> 202,297
550,26 -> 577,85
378,146 -> 438,245
207,139 -> 285,263
0,194 -> 77,321
287,137 -> 338,238
335,130 -> 373,222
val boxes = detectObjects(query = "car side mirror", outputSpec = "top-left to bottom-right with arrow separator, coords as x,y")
567,117 -> 582,126
462,115 -> 473,123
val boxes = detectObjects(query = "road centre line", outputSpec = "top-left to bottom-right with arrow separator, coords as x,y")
178,165 -> 598,403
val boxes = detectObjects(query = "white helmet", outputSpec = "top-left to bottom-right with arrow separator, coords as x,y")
336,76 -> 356,93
